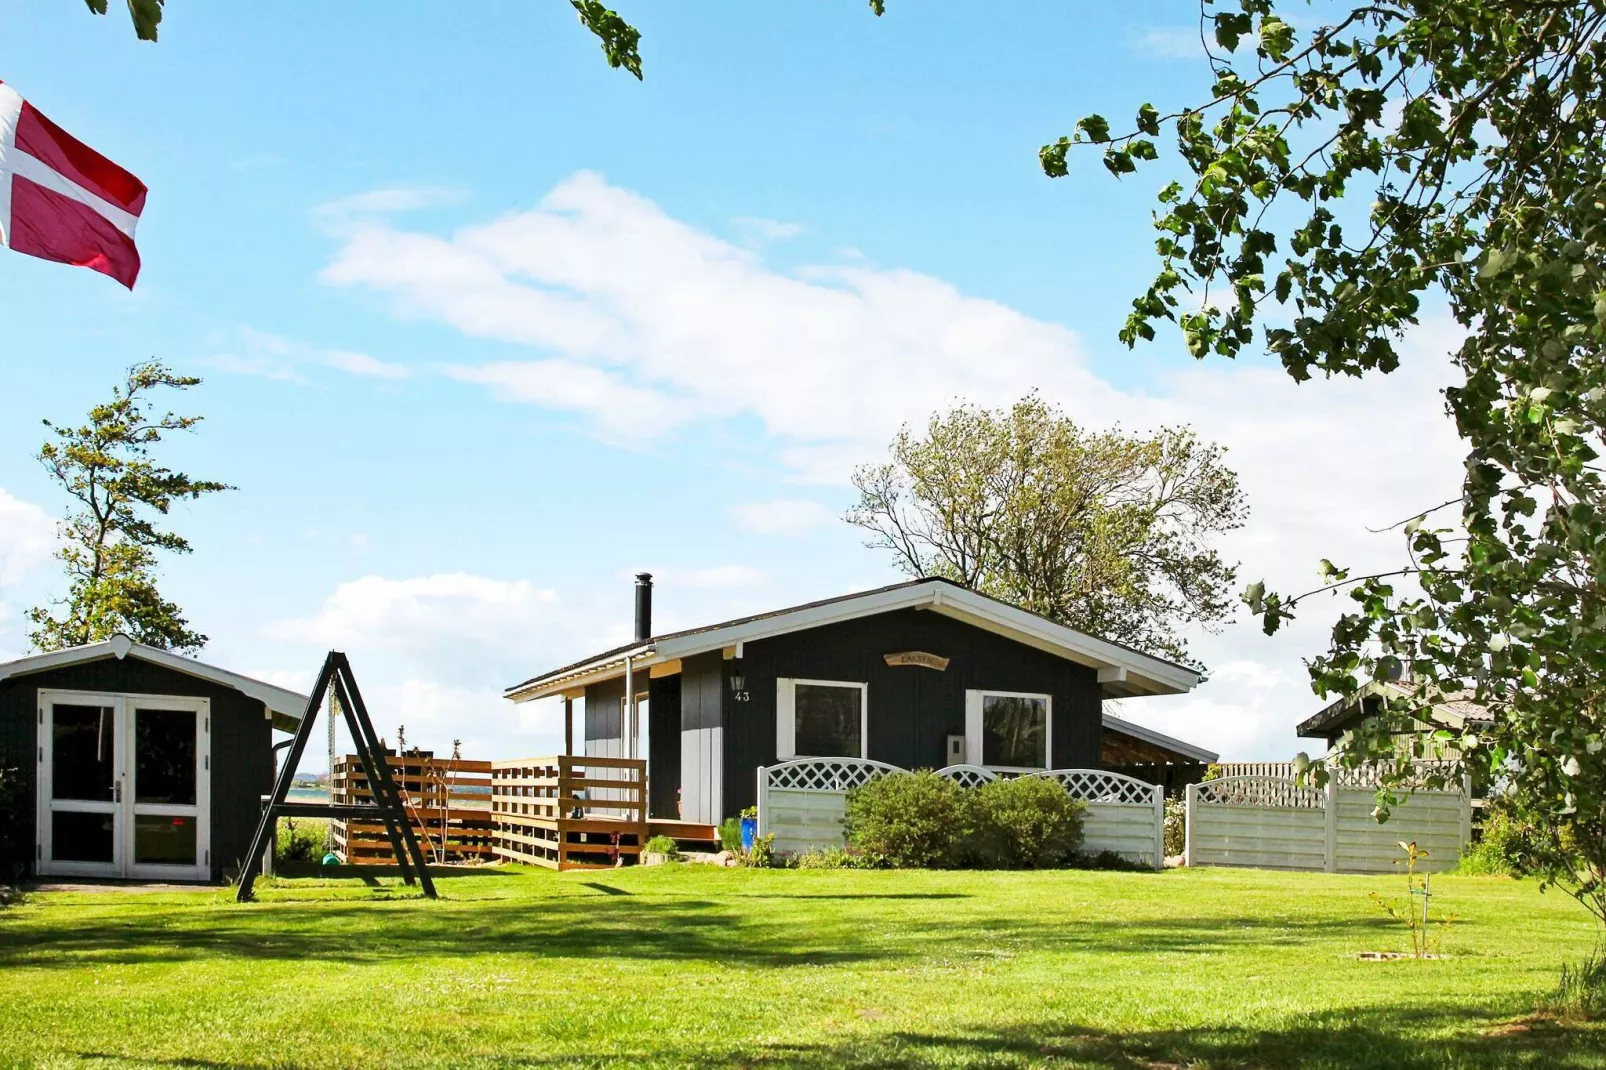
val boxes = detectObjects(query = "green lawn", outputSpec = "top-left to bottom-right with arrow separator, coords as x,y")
0,865 -> 1602,1068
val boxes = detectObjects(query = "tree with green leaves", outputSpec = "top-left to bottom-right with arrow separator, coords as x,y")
1046,0 -> 1606,931
847,396 -> 1246,668
27,361 -> 230,654
83,0 -> 647,77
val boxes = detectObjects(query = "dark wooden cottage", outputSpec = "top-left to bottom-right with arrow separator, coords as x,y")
506,576 -> 1215,825
0,634 -> 306,882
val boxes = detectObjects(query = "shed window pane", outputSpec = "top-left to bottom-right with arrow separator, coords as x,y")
52,705 -> 116,802
135,708 -> 197,805
134,814 -> 197,866
795,684 -> 862,758
52,811 -> 114,863
982,694 -> 1047,768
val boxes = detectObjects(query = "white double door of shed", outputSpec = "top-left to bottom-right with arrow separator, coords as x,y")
35,690 -> 211,881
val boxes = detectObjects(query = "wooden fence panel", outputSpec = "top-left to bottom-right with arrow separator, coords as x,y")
1186,800 -> 1329,871
1186,774 -> 1470,873
1030,770 -> 1164,869
1333,788 -> 1465,873
757,758 -> 901,857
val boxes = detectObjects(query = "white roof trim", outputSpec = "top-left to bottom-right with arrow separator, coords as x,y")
1102,711 -> 1219,764
507,580 -> 1203,701
0,637 -> 309,725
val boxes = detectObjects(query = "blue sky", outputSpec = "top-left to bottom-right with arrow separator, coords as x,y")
0,2 -> 1463,766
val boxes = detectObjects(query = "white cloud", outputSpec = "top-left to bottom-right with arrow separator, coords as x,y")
729,499 -> 838,535
444,360 -> 685,442
1129,25 -> 1206,60
205,328 -> 410,383
0,488 -> 55,588
202,352 -> 304,383
322,171 -> 1119,481
321,349 -> 412,380
318,172 -> 1469,760
265,573 -> 569,667
734,216 -> 804,241
317,186 -> 468,218
673,564 -> 767,589
259,572 -> 621,765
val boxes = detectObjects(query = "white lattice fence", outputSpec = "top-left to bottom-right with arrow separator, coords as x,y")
757,761 -> 1163,867
936,764 -> 998,789
757,758 -> 903,855
1185,774 -> 1469,873
1032,769 -> 1164,869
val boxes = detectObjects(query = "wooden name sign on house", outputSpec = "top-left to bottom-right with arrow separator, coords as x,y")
505,575 -> 1218,828
883,651 -> 950,671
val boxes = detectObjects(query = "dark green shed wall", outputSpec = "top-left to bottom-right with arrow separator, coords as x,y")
0,656 -> 278,881
719,608 -> 1103,816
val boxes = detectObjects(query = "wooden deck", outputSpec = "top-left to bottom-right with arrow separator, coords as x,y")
331,754 -> 496,864
332,752 -> 720,871
491,755 -> 653,870
648,819 -> 720,847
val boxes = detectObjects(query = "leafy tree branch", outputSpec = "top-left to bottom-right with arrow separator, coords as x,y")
1056,0 -> 1606,927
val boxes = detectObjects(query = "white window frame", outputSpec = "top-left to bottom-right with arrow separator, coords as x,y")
776,678 -> 869,760
965,689 -> 1052,773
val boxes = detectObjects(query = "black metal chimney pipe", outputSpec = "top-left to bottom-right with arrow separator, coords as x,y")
634,572 -> 653,642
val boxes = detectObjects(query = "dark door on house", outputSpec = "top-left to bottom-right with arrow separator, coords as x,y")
648,674 -> 682,819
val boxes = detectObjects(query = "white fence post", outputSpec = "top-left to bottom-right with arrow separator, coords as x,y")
1151,782 -> 1165,871
1183,781 -> 1196,868
1323,778 -> 1337,873
756,765 -> 768,840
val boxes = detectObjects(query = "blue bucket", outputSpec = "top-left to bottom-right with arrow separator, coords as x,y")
739,816 -> 757,852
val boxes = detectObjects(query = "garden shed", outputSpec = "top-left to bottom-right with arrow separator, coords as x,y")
0,634 -> 307,882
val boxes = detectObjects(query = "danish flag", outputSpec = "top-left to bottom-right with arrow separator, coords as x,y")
0,82 -> 147,289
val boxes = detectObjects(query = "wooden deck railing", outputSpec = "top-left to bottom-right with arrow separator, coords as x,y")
332,754 -> 496,864
490,755 -> 648,870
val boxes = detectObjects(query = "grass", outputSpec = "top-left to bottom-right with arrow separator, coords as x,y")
0,865 -> 1603,1068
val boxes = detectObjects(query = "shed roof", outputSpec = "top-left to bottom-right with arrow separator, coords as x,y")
1102,711 -> 1219,764
507,577 -> 1204,702
1296,679 -> 1492,739
0,634 -> 309,732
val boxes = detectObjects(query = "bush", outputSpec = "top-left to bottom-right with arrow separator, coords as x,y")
845,771 -> 968,868
967,776 -> 1085,869
717,817 -> 743,853
275,817 -> 324,865
1456,800 -> 1541,875
644,835 -> 681,860
794,845 -> 883,869
741,833 -> 776,868
1163,795 -> 1186,858
0,765 -> 27,881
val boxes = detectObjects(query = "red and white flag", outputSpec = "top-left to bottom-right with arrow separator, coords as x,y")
0,82 -> 147,289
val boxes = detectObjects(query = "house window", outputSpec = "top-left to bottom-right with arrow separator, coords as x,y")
776,679 -> 867,760
965,690 -> 1051,770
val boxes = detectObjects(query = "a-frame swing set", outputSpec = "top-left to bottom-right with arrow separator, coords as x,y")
236,651 -> 437,901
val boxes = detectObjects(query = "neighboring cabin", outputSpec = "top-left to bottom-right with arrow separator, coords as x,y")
506,576 -> 1218,824
0,635 -> 306,881
1297,678 -> 1492,761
